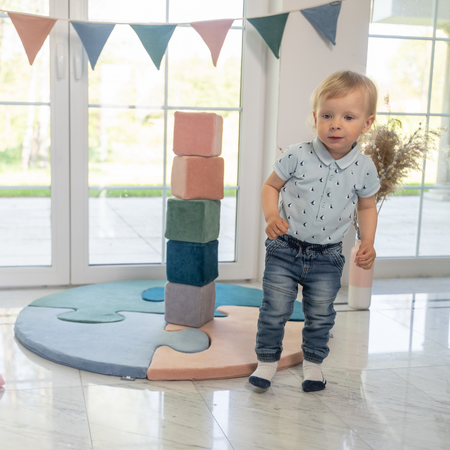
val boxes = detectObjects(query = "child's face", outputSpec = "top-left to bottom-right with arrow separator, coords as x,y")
313,90 -> 374,159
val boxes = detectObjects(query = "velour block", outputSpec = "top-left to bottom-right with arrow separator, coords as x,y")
166,240 -> 218,286
173,111 -> 223,157
165,198 -> 221,243
171,156 -> 224,200
164,281 -> 216,328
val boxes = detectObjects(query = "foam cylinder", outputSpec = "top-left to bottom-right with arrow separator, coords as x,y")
348,240 -> 374,310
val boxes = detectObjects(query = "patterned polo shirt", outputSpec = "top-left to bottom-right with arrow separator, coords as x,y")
273,137 -> 380,245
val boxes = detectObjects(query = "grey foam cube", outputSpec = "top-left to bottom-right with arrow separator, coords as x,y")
164,281 -> 216,328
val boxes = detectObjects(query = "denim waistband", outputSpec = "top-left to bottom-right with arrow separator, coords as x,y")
278,234 -> 342,256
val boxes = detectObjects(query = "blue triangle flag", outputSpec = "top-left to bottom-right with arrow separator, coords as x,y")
71,21 -> 115,70
248,13 -> 289,59
301,1 -> 342,46
130,24 -> 177,70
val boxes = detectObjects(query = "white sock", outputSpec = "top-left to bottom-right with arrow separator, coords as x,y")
303,360 -> 324,382
249,361 -> 278,388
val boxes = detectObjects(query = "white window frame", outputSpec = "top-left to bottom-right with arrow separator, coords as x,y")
368,0 -> 450,278
69,0 -> 269,284
0,0 -> 71,288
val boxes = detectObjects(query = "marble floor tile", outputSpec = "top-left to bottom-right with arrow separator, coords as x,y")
392,365 -> 450,409
194,372 -> 372,450
318,309 -> 450,372
315,368 -> 450,450
0,386 -> 93,450
83,384 -> 233,450
376,306 -> 450,348
0,324 -> 81,391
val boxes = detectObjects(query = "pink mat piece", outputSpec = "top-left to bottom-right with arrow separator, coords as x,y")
173,111 -> 223,157
190,20 -> 234,67
0,373 -> 4,387
147,305 -> 303,381
171,156 -> 224,200
8,13 -> 57,65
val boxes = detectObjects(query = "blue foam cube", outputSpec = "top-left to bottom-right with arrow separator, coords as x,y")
166,240 -> 218,287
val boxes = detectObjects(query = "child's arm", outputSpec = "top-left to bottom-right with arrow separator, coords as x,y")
262,171 -> 289,240
356,195 -> 378,270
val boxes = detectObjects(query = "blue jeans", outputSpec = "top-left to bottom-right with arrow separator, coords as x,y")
255,235 -> 345,364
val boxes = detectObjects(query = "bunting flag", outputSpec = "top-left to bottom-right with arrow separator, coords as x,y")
8,12 -> 57,65
130,24 -> 177,70
301,1 -> 342,46
3,1 -> 345,68
190,19 -> 234,67
71,21 -> 115,70
248,13 -> 289,59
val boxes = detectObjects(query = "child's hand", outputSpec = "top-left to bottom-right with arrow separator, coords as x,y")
355,241 -> 376,270
265,216 -> 289,240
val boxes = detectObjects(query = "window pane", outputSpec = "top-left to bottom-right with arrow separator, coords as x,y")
437,0 -> 450,38
0,0 -> 48,15
0,7 -> 52,269
0,192 -> 51,267
430,41 -> 450,115
0,13 -> 50,103
424,116 -> 450,187
370,0 -> 435,37
169,0 -> 243,22
88,107 -> 165,265
88,26 -> 165,107
374,114 -> 426,186
219,192 -> 236,262
88,0 -> 166,22
376,194 -> 420,257
367,38 -> 432,113
419,194 -> 450,256
168,27 -> 242,108
89,193 -> 163,265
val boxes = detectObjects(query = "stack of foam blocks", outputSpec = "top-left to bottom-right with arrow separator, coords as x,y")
164,111 -> 224,328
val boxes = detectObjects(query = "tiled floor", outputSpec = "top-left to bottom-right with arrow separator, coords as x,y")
1,278 -> 450,449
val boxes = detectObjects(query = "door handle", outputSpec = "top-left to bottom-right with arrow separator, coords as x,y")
56,43 -> 65,79
74,44 -> 83,80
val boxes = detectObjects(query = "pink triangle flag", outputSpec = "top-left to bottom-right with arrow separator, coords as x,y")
190,19 -> 234,67
8,12 -> 57,65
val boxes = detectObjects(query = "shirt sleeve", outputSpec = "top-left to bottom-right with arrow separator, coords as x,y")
273,144 -> 301,181
356,157 -> 380,198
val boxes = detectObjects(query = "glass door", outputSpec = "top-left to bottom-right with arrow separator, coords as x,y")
0,0 -> 70,287
70,0 -> 266,284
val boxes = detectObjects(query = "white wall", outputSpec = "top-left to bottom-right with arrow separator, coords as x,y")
256,0 -> 372,284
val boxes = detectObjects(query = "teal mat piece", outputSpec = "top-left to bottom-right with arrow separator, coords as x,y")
143,283 -> 305,322
30,280 -> 166,323
15,307 -> 209,378
29,280 -> 304,324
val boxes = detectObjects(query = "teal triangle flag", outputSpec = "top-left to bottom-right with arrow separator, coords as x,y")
301,1 -> 342,46
248,13 -> 289,59
71,21 -> 115,70
130,24 -> 177,70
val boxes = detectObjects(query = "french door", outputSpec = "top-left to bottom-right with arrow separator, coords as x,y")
0,0 -> 268,287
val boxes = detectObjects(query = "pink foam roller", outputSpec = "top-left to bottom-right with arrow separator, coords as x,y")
171,156 -> 224,200
173,111 -> 223,157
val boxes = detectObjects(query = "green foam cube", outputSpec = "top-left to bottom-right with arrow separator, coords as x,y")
165,198 -> 221,244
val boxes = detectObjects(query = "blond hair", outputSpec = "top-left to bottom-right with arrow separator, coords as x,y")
311,70 -> 378,119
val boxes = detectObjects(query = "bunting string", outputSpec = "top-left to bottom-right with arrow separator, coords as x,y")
0,1 -> 344,70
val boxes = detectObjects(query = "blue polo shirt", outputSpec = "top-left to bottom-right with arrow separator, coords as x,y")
273,137 -> 380,245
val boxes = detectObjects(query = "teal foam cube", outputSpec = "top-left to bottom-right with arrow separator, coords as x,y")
165,198 -> 220,244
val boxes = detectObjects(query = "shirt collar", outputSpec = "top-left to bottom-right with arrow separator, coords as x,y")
312,137 -> 360,169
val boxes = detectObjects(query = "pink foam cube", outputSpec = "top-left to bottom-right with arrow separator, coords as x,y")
171,156 -> 224,200
173,111 -> 223,157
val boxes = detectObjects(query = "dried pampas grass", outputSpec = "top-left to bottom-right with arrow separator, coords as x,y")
353,95 -> 443,238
